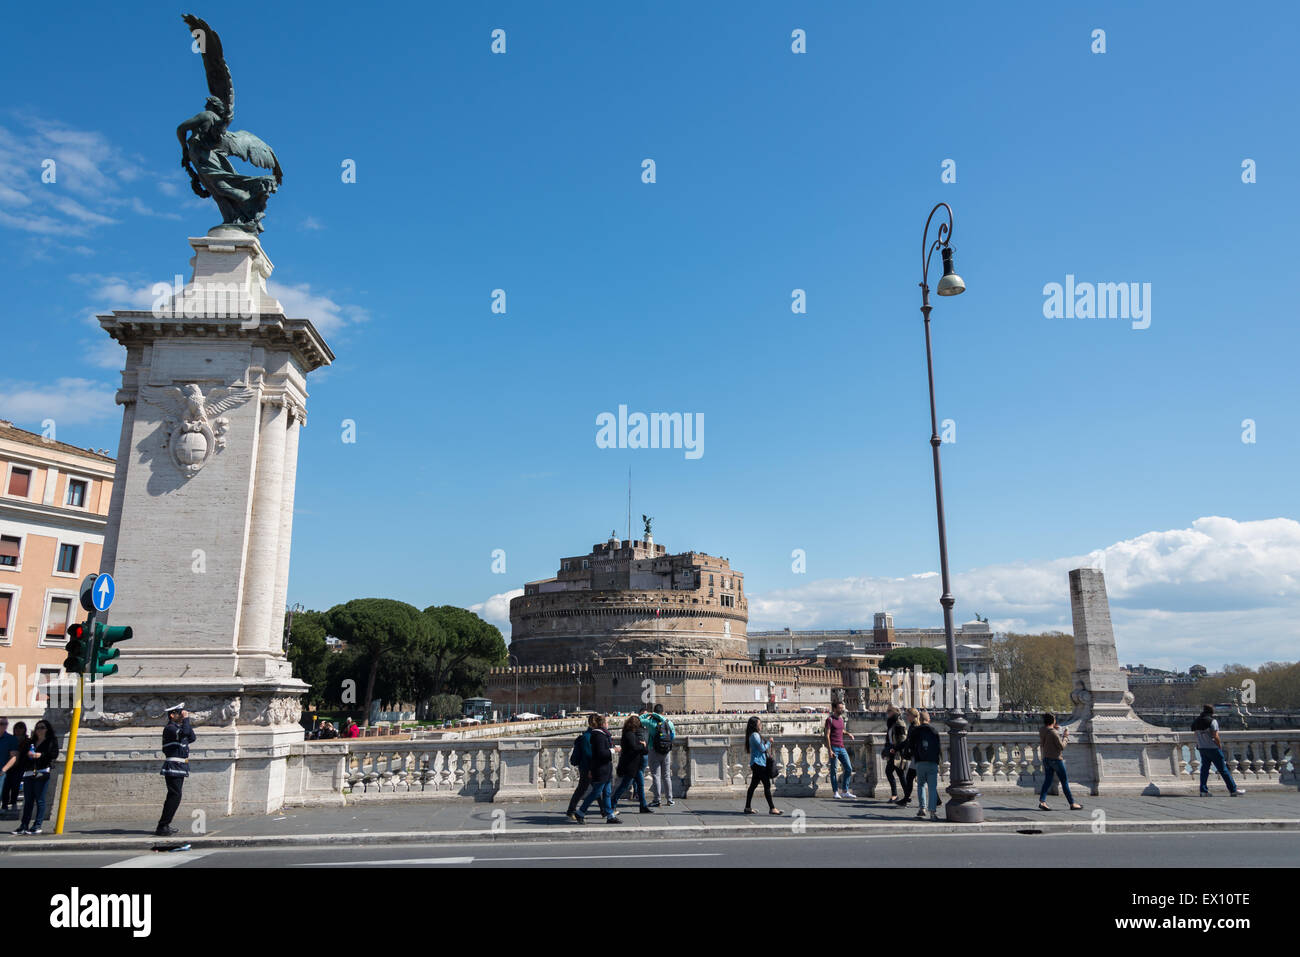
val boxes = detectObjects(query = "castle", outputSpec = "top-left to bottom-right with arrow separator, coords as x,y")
486,531 -> 885,714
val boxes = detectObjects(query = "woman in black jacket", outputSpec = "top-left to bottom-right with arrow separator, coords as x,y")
610,715 -> 652,813
576,714 -> 621,824
14,719 -> 59,835
0,721 -> 27,814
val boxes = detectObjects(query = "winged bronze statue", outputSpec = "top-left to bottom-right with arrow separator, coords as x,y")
176,14 -> 282,233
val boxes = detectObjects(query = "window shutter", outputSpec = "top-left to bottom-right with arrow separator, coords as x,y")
7,469 -> 29,497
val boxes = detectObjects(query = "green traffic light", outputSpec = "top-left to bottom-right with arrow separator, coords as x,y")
90,621 -> 133,678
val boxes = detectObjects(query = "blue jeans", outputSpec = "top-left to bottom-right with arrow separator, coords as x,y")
20,774 -> 49,830
1198,748 -> 1238,794
829,745 -> 853,793
1039,758 -> 1076,805
914,761 -> 939,812
579,779 -> 614,819
611,768 -> 648,808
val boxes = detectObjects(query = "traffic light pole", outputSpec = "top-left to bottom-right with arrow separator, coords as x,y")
55,608 -> 94,835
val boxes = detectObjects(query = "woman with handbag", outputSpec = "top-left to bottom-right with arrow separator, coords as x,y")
743,716 -> 782,815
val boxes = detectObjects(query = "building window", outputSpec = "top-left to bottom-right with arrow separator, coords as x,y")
0,535 -> 19,568
66,479 -> 88,508
709,574 -> 714,585
562,561 -> 571,571
45,596 -> 72,641
56,544 -> 79,574
7,468 -> 31,498
582,560 -> 589,569
0,591 -> 12,638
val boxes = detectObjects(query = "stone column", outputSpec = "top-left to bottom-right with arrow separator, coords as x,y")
57,228 -> 334,821
1064,568 -> 1188,795
495,738 -> 543,801
682,735 -> 734,798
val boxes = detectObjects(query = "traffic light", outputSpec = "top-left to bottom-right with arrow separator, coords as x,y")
63,622 -> 90,674
91,622 -> 133,678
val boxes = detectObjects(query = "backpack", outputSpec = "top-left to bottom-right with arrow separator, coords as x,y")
913,726 -> 940,763
653,716 -> 673,754
569,730 -> 590,767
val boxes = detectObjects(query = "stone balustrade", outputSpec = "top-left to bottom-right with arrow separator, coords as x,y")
282,729 -> 1298,806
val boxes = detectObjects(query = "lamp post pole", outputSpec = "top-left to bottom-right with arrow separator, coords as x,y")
917,202 -> 983,823
508,654 -> 519,718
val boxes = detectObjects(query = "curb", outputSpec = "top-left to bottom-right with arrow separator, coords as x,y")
2,817 -> 1297,854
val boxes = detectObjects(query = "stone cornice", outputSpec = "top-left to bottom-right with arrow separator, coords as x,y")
98,311 -> 335,373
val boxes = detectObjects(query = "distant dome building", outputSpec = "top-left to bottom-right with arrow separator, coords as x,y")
508,532 -> 749,666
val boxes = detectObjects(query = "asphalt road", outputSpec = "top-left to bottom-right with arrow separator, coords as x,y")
4,830 -> 1298,868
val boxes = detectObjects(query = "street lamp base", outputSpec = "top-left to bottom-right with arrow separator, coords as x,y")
943,712 -> 985,823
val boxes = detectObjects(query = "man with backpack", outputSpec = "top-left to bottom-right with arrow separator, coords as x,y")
566,713 -> 603,821
904,708 -> 943,821
1193,705 -> 1245,797
641,703 -> 676,807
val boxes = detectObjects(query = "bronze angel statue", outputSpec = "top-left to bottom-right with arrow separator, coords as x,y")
176,14 -> 282,233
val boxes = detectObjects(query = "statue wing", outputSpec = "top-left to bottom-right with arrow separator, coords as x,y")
220,130 -> 283,185
139,386 -> 186,419
182,14 -> 234,118
203,386 -> 256,418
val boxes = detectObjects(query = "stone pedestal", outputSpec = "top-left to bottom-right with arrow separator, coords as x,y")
682,735 -> 733,798
1064,568 -> 1188,796
494,738 -> 544,801
52,230 -> 333,821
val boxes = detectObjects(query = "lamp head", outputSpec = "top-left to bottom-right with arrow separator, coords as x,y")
936,245 -> 965,296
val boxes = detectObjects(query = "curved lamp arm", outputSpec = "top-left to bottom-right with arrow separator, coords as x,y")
921,202 -> 955,289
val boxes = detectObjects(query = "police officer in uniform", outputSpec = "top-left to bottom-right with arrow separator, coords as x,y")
156,703 -> 196,837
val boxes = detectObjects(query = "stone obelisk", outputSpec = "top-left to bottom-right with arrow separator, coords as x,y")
1063,568 -> 1187,795
62,228 -> 333,819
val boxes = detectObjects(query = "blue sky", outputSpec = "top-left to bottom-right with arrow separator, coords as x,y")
2,2 -> 1297,670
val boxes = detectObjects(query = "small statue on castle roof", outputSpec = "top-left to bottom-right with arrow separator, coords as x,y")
641,514 -> 653,538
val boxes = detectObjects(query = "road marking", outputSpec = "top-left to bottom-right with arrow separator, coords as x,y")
293,852 -> 721,867
104,850 -> 216,868
296,856 -> 475,866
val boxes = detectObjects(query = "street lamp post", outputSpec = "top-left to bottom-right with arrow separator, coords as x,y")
917,202 -> 983,824
507,654 -> 520,718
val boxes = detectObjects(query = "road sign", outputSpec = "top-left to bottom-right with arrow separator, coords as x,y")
79,574 -> 98,612
91,573 -> 115,612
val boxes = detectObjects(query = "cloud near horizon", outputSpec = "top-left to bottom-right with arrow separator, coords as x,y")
475,518 -> 1300,670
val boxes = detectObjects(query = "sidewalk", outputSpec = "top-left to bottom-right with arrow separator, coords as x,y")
3,790 -> 1297,854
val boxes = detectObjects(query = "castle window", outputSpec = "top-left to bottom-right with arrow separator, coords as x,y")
562,561 -> 571,571
582,560 -> 589,569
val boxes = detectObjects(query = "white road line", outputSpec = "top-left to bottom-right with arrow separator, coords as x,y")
294,852 -> 721,867
104,850 -> 217,868
295,857 -> 474,867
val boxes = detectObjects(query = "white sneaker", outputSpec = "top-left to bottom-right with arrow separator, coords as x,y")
832,791 -> 842,799
842,790 -> 856,798
1231,789 -> 1246,797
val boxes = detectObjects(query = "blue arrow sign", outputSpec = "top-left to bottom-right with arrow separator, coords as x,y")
92,573 -> 115,612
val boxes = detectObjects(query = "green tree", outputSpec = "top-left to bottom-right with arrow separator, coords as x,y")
991,632 -> 1074,712
420,605 -> 509,700
324,598 -> 431,727
285,609 -> 330,706
880,647 -> 950,675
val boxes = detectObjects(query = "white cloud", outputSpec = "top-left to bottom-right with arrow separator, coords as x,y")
470,589 -> 524,638
747,517 -> 1300,669
0,117 -> 182,239
0,378 -> 117,427
269,280 -> 369,335
300,216 -> 325,231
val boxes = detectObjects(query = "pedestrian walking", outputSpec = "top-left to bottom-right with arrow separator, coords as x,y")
611,715 -> 652,813
566,713 -> 602,821
13,719 -> 58,835
577,714 -> 621,824
743,716 -> 781,815
1193,705 -> 1245,797
156,704 -> 196,837
0,719 -> 17,814
824,700 -> 856,798
642,703 -> 676,807
904,709 -> 942,822
882,705 -> 909,804
1037,712 -> 1083,811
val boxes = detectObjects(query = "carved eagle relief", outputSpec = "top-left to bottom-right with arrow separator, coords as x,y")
140,382 -> 255,476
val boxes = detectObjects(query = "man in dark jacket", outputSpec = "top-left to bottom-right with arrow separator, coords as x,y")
156,704 -> 196,837
576,714 -> 621,824
610,716 -> 652,813
566,713 -> 601,821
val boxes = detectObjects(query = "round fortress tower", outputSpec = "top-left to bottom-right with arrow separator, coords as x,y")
508,531 -> 749,665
